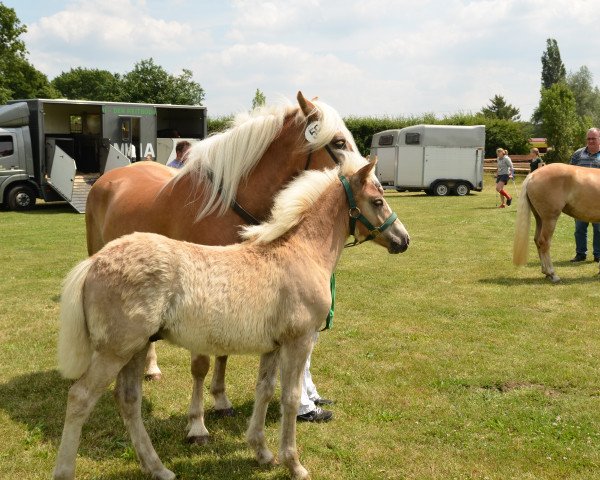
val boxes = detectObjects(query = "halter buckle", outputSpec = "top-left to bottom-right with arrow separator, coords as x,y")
349,207 -> 361,219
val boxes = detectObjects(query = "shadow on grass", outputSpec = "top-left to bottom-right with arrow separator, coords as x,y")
0,202 -> 75,214
0,369 -> 285,478
479,272 -> 600,286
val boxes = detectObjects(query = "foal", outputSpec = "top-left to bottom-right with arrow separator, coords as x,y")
53,160 -> 409,480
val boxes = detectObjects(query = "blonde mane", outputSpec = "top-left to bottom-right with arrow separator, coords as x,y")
241,150 -> 368,244
176,96 -> 360,220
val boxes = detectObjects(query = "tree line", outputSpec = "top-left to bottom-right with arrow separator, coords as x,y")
0,2 -> 597,160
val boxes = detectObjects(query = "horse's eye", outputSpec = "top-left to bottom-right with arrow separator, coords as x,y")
373,199 -> 384,207
333,139 -> 346,149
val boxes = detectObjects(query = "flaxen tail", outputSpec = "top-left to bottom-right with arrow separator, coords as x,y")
513,175 -> 532,266
57,258 -> 94,379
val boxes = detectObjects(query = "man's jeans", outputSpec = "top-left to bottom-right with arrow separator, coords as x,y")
574,220 -> 600,257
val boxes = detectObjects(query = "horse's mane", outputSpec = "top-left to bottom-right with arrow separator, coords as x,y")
176,96 -> 359,220
241,150 -> 368,244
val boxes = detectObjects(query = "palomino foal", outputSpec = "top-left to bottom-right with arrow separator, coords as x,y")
53,160 -> 409,480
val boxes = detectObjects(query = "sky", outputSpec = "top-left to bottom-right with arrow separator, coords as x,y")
4,0 -> 600,119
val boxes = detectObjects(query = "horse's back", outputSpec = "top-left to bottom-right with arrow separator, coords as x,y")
526,162 -> 600,221
86,162 -> 176,254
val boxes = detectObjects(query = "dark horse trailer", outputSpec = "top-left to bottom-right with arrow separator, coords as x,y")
0,99 -> 206,212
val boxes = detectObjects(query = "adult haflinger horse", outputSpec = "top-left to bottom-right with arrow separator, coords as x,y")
53,160 -> 410,480
513,162 -> 600,282
85,92 -> 362,442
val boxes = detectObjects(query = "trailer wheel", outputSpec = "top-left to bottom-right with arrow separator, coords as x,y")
454,182 -> 470,196
433,182 -> 450,196
7,184 -> 36,211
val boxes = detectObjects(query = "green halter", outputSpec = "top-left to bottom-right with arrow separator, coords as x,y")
339,175 -> 398,247
322,175 -> 399,331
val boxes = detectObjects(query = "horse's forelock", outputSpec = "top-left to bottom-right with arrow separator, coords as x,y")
296,99 -> 359,155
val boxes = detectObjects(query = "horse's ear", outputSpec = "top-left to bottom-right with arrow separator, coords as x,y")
297,91 -> 318,119
357,159 -> 377,184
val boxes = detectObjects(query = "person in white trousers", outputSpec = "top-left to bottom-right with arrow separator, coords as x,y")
296,333 -> 334,422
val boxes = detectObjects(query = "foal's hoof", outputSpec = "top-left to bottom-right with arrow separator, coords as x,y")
186,434 -> 210,445
144,372 -> 162,381
214,407 -> 235,417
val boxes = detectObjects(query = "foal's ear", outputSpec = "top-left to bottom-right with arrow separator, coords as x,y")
297,91 -> 319,119
357,159 -> 377,184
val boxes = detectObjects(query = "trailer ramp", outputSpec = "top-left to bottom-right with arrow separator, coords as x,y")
48,144 -> 129,213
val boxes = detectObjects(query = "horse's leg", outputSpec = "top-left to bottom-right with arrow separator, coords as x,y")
211,355 -> 234,415
115,345 -> 175,480
278,341 -> 312,480
144,342 -> 162,381
53,352 -> 127,480
534,214 -> 560,282
186,354 -> 211,444
246,350 -> 279,466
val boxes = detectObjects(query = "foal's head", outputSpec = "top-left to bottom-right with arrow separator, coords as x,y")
346,161 -> 410,254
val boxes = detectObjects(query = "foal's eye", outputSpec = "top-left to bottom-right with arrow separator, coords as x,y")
373,199 -> 384,207
333,139 -> 347,149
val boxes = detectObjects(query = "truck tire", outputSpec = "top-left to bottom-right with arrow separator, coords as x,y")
454,182 -> 470,196
433,182 -> 450,196
7,184 -> 36,211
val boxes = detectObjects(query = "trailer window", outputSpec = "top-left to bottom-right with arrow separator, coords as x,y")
405,132 -> 420,145
378,135 -> 394,146
0,135 -> 14,157
70,115 -> 83,134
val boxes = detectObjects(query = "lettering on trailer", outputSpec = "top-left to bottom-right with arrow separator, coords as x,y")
114,143 -> 156,158
102,106 -> 156,116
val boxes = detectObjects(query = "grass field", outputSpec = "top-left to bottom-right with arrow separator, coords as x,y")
2,173 -> 600,479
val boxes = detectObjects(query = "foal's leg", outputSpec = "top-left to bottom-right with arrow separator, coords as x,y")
211,355 -> 234,415
144,342 -> 162,381
534,215 -> 560,282
186,353 -> 233,444
278,342 -> 312,480
53,352 -> 127,480
115,345 -> 175,480
186,354 -> 211,444
246,350 -> 279,466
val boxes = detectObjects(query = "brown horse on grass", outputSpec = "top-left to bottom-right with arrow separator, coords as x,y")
53,161 -> 410,480
513,162 -> 600,282
85,91 -> 364,443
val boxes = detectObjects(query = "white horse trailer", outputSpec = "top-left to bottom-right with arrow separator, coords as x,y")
370,125 -> 485,196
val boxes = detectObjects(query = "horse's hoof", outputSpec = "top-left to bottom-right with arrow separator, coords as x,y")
144,373 -> 162,381
214,407 -> 235,417
186,434 -> 210,445
291,466 -> 310,480
256,450 -> 276,466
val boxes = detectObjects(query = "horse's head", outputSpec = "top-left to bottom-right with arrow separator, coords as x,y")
343,160 -> 410,254
296,92 -> 366,176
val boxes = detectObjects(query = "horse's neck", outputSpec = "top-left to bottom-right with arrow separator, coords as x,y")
286,184 -> 349,273
237,115 -> 305,221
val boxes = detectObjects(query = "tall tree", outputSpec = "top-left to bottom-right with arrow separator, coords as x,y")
479,94 -> 520,121
251,89 -> 266,110
538,82 -> 586,163
52,67 -> 122,101
566,65 -> 600,126
119,58 -> 204,105
541,38 -> 566,89
0,3 -> 58,102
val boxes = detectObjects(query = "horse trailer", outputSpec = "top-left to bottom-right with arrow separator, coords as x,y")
0,98 -> 206,212
370,124 -> 485,196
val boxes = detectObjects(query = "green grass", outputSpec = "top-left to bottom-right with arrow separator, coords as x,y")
2,174 -> 600,479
